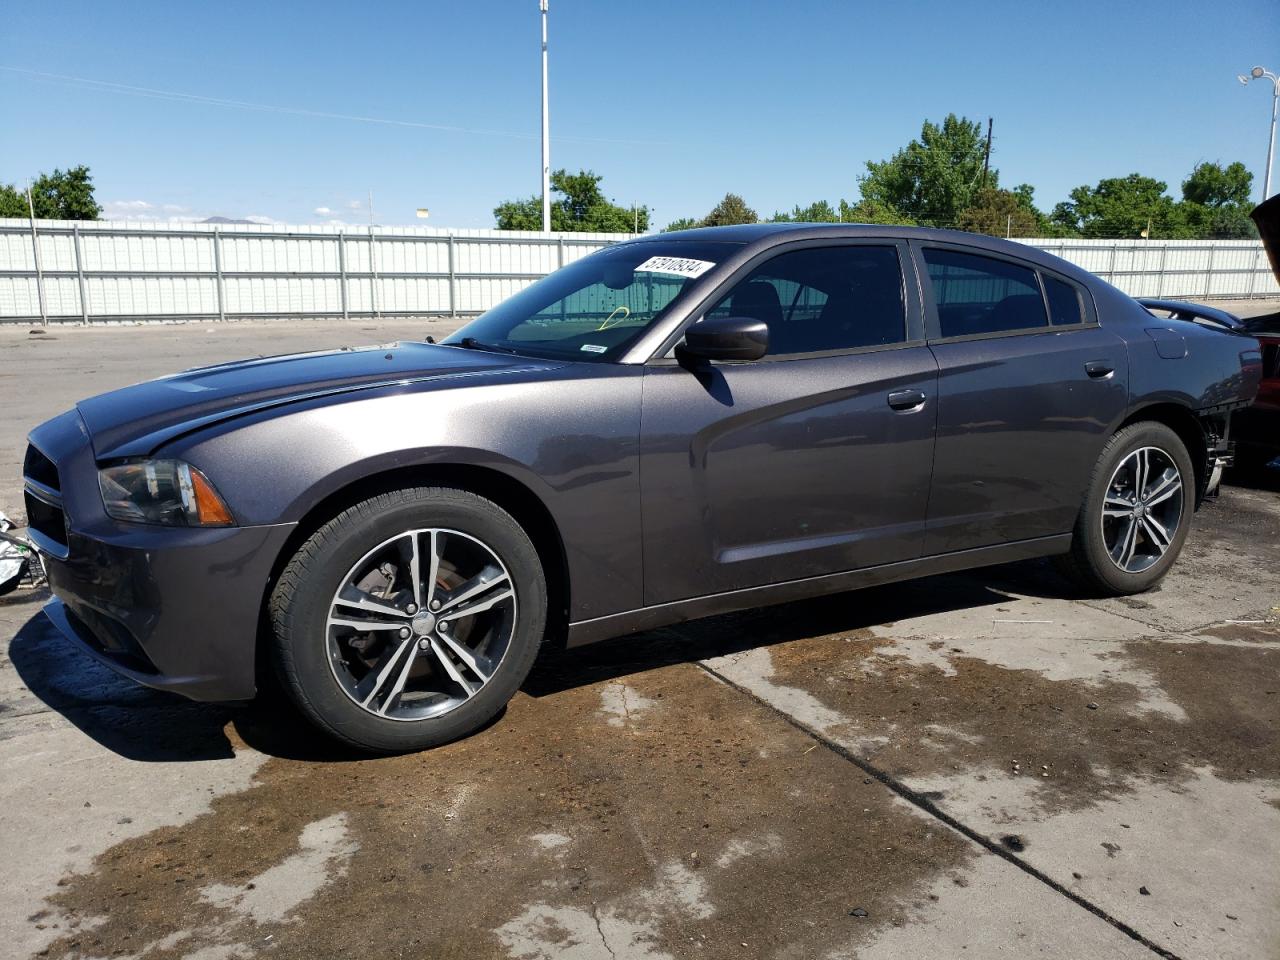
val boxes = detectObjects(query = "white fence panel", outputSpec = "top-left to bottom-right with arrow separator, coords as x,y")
1,218 -> 1276,324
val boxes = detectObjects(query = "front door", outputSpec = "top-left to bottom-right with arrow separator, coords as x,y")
639,241 -> 938,605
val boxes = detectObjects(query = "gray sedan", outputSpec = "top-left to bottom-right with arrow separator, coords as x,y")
24,224 -> 1262,751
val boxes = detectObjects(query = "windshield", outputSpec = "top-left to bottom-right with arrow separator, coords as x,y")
442,241 -> 739,361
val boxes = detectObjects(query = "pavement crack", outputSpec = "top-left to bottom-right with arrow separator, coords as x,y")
588,899 -> 617,960
696,659 -> 1187,960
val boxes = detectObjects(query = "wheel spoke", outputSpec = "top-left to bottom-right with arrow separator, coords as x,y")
424,530 -> 442,609
441,587 -> 514,623
354,637 -> 415,709
405,532 -> 424,610
1110,517 -> 1138,568
1105,492 -> 1136,510
429,638 -> 478,696
436,631 -> 495,683
1142,515 -> 1172,554
329,616 -> 409,632
1134,449 -> 1149,499
333,593 -> 406,619
1144,473 -> 1181,507
438,571 -> 510,614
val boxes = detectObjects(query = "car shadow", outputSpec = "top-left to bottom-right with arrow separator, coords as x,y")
1223,461 -> 1280,494
6,559 -> 1081,763
524,559 -> 1077,698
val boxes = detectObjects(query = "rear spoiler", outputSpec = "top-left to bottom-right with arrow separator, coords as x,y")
1137,298 -> 1245,331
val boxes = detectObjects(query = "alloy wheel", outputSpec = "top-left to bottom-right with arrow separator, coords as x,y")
1100,446 -> 1184,574
325,528 -> 516,721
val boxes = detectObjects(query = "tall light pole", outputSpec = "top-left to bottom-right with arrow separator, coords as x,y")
540,0 -> 551,232
1239,65 -> 1279,200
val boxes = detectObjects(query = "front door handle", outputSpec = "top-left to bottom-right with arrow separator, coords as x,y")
887,388 -> 927,411
1085,360 -> 1114,379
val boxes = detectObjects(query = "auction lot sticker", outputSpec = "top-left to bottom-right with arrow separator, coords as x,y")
635,256 -> 716,279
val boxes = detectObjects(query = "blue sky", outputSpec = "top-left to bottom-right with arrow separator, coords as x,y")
3,0 -> 1278,229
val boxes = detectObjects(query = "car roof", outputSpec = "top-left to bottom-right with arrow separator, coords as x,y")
645,223 -> 1098,285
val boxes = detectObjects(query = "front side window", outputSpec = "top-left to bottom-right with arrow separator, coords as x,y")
923,247 -> 1048,338
444,241 -> 739,361
704,245 -> 906,356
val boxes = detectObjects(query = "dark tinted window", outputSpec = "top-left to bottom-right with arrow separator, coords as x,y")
924,248 -> 1048,337
1043,275 -> 1085,326
705,246 -> 905,356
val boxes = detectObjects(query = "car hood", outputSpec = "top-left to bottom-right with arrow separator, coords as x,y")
77,341 -> 558,459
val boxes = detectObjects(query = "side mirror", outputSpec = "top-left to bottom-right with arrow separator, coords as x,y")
676,315 -> 769,364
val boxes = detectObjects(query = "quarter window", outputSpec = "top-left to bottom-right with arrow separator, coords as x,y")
923,248 -> 1048,338
1043,275 -> 1085,326
704,246 -> 906,356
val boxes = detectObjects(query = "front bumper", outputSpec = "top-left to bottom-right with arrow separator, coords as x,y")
27,410 -> 295,702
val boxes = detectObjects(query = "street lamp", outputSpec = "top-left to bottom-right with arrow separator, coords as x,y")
1238,65 -> 1279,200
539,0 -> 551,232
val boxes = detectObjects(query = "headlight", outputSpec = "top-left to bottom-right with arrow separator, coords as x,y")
98,460 -> 235,527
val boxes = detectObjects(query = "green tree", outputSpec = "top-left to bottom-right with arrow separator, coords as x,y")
768,200 -> 837,223
662,216 -> 702,232
1181,161 -> 1252,208
1053,174 -> 1188,239
0,166 -> 101,219
702,193 -> 758,226
955,186 -> 1040,238
858,114 -> 993,226
1178,161 -> 1257,239
836,198 -> 916,226
493,169 -> 648,232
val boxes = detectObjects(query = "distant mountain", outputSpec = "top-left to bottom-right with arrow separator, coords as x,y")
201,216 -> 257,224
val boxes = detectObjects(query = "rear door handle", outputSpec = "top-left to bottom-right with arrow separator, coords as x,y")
1085,360 -> 1114,379
887,388 -> 927,411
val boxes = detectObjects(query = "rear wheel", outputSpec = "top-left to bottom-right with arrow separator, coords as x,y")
1057,422 -> 1194,596
269,487 -> 546,753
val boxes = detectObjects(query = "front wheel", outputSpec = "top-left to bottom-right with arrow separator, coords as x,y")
1057,422 -> 1195,596
269,487 -> 547,753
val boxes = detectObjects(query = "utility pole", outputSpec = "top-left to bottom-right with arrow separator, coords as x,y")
368,188 -> 374,226
981,117 -> 993,189
540,0 -> 551,232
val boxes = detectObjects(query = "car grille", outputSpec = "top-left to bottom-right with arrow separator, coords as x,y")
23,443 -> 69,557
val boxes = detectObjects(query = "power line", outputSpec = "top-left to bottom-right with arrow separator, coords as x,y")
0,65 -> 662,146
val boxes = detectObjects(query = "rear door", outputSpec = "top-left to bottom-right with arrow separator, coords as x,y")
914,242 -> 1128,555
639,240 -> 938,605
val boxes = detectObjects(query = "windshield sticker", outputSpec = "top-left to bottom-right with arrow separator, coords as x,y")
580,344 -> 608,354
635,255 -> 716,279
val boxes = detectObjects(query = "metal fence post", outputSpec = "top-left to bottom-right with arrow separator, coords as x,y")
557,235 -> 565,269
1108,242 -> 1118,285
1156,244 -> 1168,298
369,226 -> 380,318
338,231 -> 349,319
72,224 -> 89,324
27,204 -> 47,326
447,235 -> 457,317
1248,245 -> 1261,299
212,227 -> 226,321
1204,244 -> 1215,300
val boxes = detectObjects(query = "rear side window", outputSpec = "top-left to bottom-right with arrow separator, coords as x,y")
1043,275 -> 1085,326
705,245 -> 906,357
923,247 -> 1048,338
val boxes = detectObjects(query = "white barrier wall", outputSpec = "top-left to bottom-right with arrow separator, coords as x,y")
0,219 -> 1275,323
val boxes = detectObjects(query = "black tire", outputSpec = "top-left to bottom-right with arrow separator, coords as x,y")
269,486 -> 546,753
1056,421 -> 1195,596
